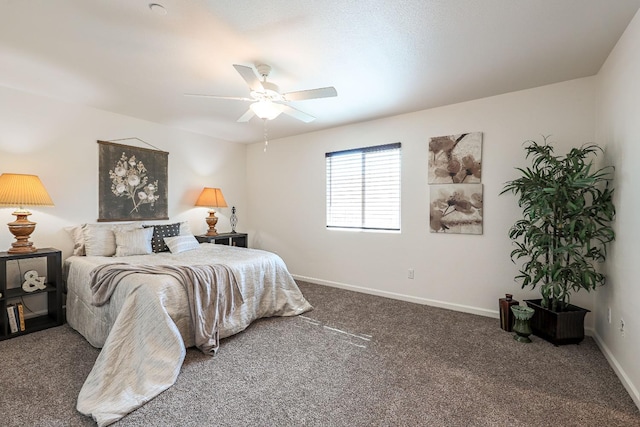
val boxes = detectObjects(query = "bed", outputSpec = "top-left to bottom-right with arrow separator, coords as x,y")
64,238 -> 313,426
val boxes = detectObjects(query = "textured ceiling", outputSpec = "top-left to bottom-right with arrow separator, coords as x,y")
1,0 -> 639,143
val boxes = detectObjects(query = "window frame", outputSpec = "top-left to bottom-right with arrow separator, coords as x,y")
325,142 -> 401,232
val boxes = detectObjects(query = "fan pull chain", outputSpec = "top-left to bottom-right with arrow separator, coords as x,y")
263,119 -> 269,152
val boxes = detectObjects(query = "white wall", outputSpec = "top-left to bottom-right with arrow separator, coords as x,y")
246,77 -> 598,320
0,86 -> 247,257
0,86 -> 247,311
595,9 -> 640,408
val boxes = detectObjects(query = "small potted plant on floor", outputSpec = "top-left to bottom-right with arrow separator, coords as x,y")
500,137 -> 615,345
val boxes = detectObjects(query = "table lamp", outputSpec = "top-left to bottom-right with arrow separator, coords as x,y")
195,187 -> 227,236
0,173 -> 55,253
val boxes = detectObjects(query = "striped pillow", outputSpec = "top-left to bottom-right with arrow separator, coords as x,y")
164,235 -> 200,254
114,227 -> 154,257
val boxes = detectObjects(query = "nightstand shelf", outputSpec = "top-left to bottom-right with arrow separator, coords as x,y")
0,248 -> 64,340
196,232 -> 248,248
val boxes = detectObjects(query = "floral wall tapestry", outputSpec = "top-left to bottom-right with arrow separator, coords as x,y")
97,140 -> 168,221
429,184 -> 483,234
428,132 -> 482,184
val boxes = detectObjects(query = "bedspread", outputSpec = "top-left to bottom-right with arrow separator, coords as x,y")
65,244 -> 312,426
89,262 -> 244,354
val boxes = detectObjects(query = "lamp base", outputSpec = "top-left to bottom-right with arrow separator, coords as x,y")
204,210 -> 219,236
7,210 -> 37,254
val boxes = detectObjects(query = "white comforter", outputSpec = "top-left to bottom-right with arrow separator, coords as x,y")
65,244 -> 313,426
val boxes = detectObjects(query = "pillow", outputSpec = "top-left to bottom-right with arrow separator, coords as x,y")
82,223 -> 143,257
143,222 -> 181,253
64,225 -> 85,256
179,221 -> 192,236
164,235 -> 200,254
114,227 -> 154,257
82,224 -> 117,256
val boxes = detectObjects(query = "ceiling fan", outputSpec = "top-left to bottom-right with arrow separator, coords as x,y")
185,64 -> 337,123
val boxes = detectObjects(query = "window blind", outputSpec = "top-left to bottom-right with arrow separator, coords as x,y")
326,143 -> 401,231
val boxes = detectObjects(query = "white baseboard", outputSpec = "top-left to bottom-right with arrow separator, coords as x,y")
292,274 -> 499,319
293,275 -> 639,412
591,330 -> 640,410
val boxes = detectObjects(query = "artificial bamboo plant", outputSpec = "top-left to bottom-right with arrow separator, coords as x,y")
500,137 -> 616,311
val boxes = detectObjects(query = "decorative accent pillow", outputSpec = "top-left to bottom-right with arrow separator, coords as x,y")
82,223 -> 143,257
164,235 -> 200,254
114,227 -> 154,257
64,225 -> 85,256
179,221 -> 192,236
82,224 -> 117,257
143,222 -> 181,253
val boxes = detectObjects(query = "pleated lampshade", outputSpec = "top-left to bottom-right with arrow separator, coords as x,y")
0,173 -> 54,253
194,187 -> 228,208
195,187 -> 227,236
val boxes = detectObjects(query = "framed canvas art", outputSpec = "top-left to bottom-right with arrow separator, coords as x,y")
97,140 -> 169,221
428,132 -> 482,184
429,183 -> 483,234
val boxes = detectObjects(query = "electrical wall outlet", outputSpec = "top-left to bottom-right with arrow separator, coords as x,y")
408,268 -> 414,279
620,318 -> 625,337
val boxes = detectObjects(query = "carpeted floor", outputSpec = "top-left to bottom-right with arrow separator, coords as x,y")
0,281 -> 638,426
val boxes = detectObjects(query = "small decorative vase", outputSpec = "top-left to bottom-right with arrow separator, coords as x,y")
511,305 -> 535,343
499,293 -> 519,332
230,206 -> 238,233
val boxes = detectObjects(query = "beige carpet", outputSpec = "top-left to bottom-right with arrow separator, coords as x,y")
0,281 -> 638,426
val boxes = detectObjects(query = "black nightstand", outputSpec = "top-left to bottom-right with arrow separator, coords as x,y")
0,248 -> 64,340
196,232 -> 248,248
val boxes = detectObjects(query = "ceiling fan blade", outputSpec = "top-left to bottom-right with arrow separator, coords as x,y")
283,86 -> 337,101
184,94 -> 253,101
237,109 -> 255,122
233,64 -> 264,92
277,104 -> 316,123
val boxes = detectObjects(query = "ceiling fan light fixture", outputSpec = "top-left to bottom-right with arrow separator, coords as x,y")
250,100 -> 282,120
186,63 -> 337,124
250,81 -> 282,101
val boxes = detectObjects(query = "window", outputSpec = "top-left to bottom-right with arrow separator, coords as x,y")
326,143 -> 401,231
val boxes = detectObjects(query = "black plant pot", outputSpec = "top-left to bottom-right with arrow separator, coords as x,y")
524,299 -> 590,346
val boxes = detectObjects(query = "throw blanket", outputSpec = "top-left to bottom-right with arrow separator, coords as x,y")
89,263 -> 244,354
79,263 -> 246,426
